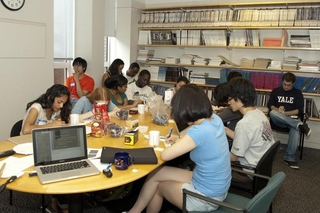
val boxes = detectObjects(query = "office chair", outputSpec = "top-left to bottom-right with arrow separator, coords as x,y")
269,114 -> 306,160
230,141 -> 280,198
183,171 -> 286,213
10,120 -> 23,137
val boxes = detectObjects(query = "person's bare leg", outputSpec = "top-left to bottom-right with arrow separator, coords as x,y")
128,166 -> 192,213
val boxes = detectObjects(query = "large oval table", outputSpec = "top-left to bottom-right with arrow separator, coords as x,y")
0,112 -> 177,212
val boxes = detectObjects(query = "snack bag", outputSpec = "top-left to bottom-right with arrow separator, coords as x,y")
91,102 -> 110,137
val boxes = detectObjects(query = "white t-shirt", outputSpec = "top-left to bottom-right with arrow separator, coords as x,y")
125,82 -> 152,101
231,108 -> 274,166
21,103 -> 60,135
122,70 -> 136,84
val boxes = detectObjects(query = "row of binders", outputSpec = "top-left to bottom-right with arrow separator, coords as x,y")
138,29 -> 320,48
139,7 -> 320,27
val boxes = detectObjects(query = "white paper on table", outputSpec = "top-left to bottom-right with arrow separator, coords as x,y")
89,158 -> 108,171
0,155 -> 34,178
87,148 -> 102,159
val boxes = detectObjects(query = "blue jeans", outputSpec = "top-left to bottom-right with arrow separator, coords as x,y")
269,110 -> 302,162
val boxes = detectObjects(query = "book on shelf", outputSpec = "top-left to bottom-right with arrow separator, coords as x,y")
263,38 -> 281,47
304,98 -> 319,118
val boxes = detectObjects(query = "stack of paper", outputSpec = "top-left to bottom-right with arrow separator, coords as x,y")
240,58 -> 255,67
253,58 -> 271,68
193,55 -> 208,65
268,60 -> 282,69
180,54 -> 194,64
137,49 -> 155,62
165,57 -> 180,64
207,56 -> 222,66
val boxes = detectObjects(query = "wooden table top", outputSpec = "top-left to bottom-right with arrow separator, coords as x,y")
0,113 -> 177,194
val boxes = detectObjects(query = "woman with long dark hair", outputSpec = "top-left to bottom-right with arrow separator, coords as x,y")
21,84 -> 71,135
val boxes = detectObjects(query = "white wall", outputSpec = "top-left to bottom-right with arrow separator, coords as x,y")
0,0 -> 54,140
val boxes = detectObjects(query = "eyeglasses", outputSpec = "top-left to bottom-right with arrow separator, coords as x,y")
228,97 -> 234,102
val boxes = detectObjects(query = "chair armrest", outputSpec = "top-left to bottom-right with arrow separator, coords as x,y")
182,188 -> 246,213
232,167 -> 271,180
231,161 -> 256,170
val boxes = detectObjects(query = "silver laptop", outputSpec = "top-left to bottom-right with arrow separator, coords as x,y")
32,125 -> 100,184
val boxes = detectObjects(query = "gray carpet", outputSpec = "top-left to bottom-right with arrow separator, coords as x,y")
0,144 -> 319,213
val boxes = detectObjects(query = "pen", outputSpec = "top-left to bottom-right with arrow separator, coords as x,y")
167,127 -> 173,138
0,163 -> 6,177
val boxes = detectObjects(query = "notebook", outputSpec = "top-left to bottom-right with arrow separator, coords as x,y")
100,147 -> 158,164
32,125 -> 100,184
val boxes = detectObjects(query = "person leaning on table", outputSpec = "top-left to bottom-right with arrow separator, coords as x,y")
21,84 -> 72,135
20,84 -> 71,213
125,84 -> 231,213
224,77 -> 275,182
71,86 -> 119,120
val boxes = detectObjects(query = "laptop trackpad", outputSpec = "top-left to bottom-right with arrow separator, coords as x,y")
61,171 -> 81,178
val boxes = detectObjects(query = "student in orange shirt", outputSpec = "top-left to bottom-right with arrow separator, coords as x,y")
65,57 -> 95,107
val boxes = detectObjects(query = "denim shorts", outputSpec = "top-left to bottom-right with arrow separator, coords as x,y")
182,182 -> 227,212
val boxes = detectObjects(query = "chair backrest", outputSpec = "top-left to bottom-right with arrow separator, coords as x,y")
10,120 -> 23,137
246,171 -> 286,213
255,140 -> 281,191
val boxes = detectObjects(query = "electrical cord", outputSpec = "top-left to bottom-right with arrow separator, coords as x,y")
0,175 -> 17,193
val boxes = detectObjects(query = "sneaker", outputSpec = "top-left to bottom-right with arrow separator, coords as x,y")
299,123 -> 312,137
285,160 -> 299,170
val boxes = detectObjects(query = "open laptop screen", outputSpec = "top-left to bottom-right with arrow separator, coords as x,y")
32,125 -> 87,166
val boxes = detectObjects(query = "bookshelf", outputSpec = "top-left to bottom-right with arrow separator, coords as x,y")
138,1 -> 320,121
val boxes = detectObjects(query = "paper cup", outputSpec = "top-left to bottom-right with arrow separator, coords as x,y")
149,130 -> 160,146
70,114 -> 79,125
138,104 -> 145,114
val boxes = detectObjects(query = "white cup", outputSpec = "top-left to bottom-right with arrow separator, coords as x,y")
70,114 -> 80,125
149,130 -> 160,146
137,104 -> 145,114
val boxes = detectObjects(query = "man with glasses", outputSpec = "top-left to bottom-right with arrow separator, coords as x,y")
268,72 -> 311,170
225,77 -> 274,182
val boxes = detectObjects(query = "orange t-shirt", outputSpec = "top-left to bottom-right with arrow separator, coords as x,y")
65,74 -> 95,99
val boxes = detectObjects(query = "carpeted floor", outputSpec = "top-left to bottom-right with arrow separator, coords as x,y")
1,144 -> 319,213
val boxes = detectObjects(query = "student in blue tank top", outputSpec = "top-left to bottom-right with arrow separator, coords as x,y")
125,84 -> 231,213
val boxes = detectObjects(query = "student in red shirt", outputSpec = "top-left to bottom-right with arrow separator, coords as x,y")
65,57 -> 95,107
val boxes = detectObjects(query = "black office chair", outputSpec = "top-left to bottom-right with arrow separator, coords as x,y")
269,114 -> 305,160
8,120 -> 23,205
230,141 -> 281,197
10,120 -> 23,137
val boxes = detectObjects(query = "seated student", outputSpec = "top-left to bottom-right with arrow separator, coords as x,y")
21,84 -> 72,135
72,86 -> 119,121
105,74 -> 142,109
167,76 -> 190,95
21,84 -> 72,213
125,84 -> 231,213
65,57 -> 95,107
225,77 -> 274,182
227,70 -> 242,82
102,58 -> 125,85
122,62 -> 140,84
267,72 -> 311,170
213,82 -> 243,132
125,69 -> 152,104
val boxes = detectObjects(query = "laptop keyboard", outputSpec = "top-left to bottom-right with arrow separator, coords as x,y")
40,160 -> 90,174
